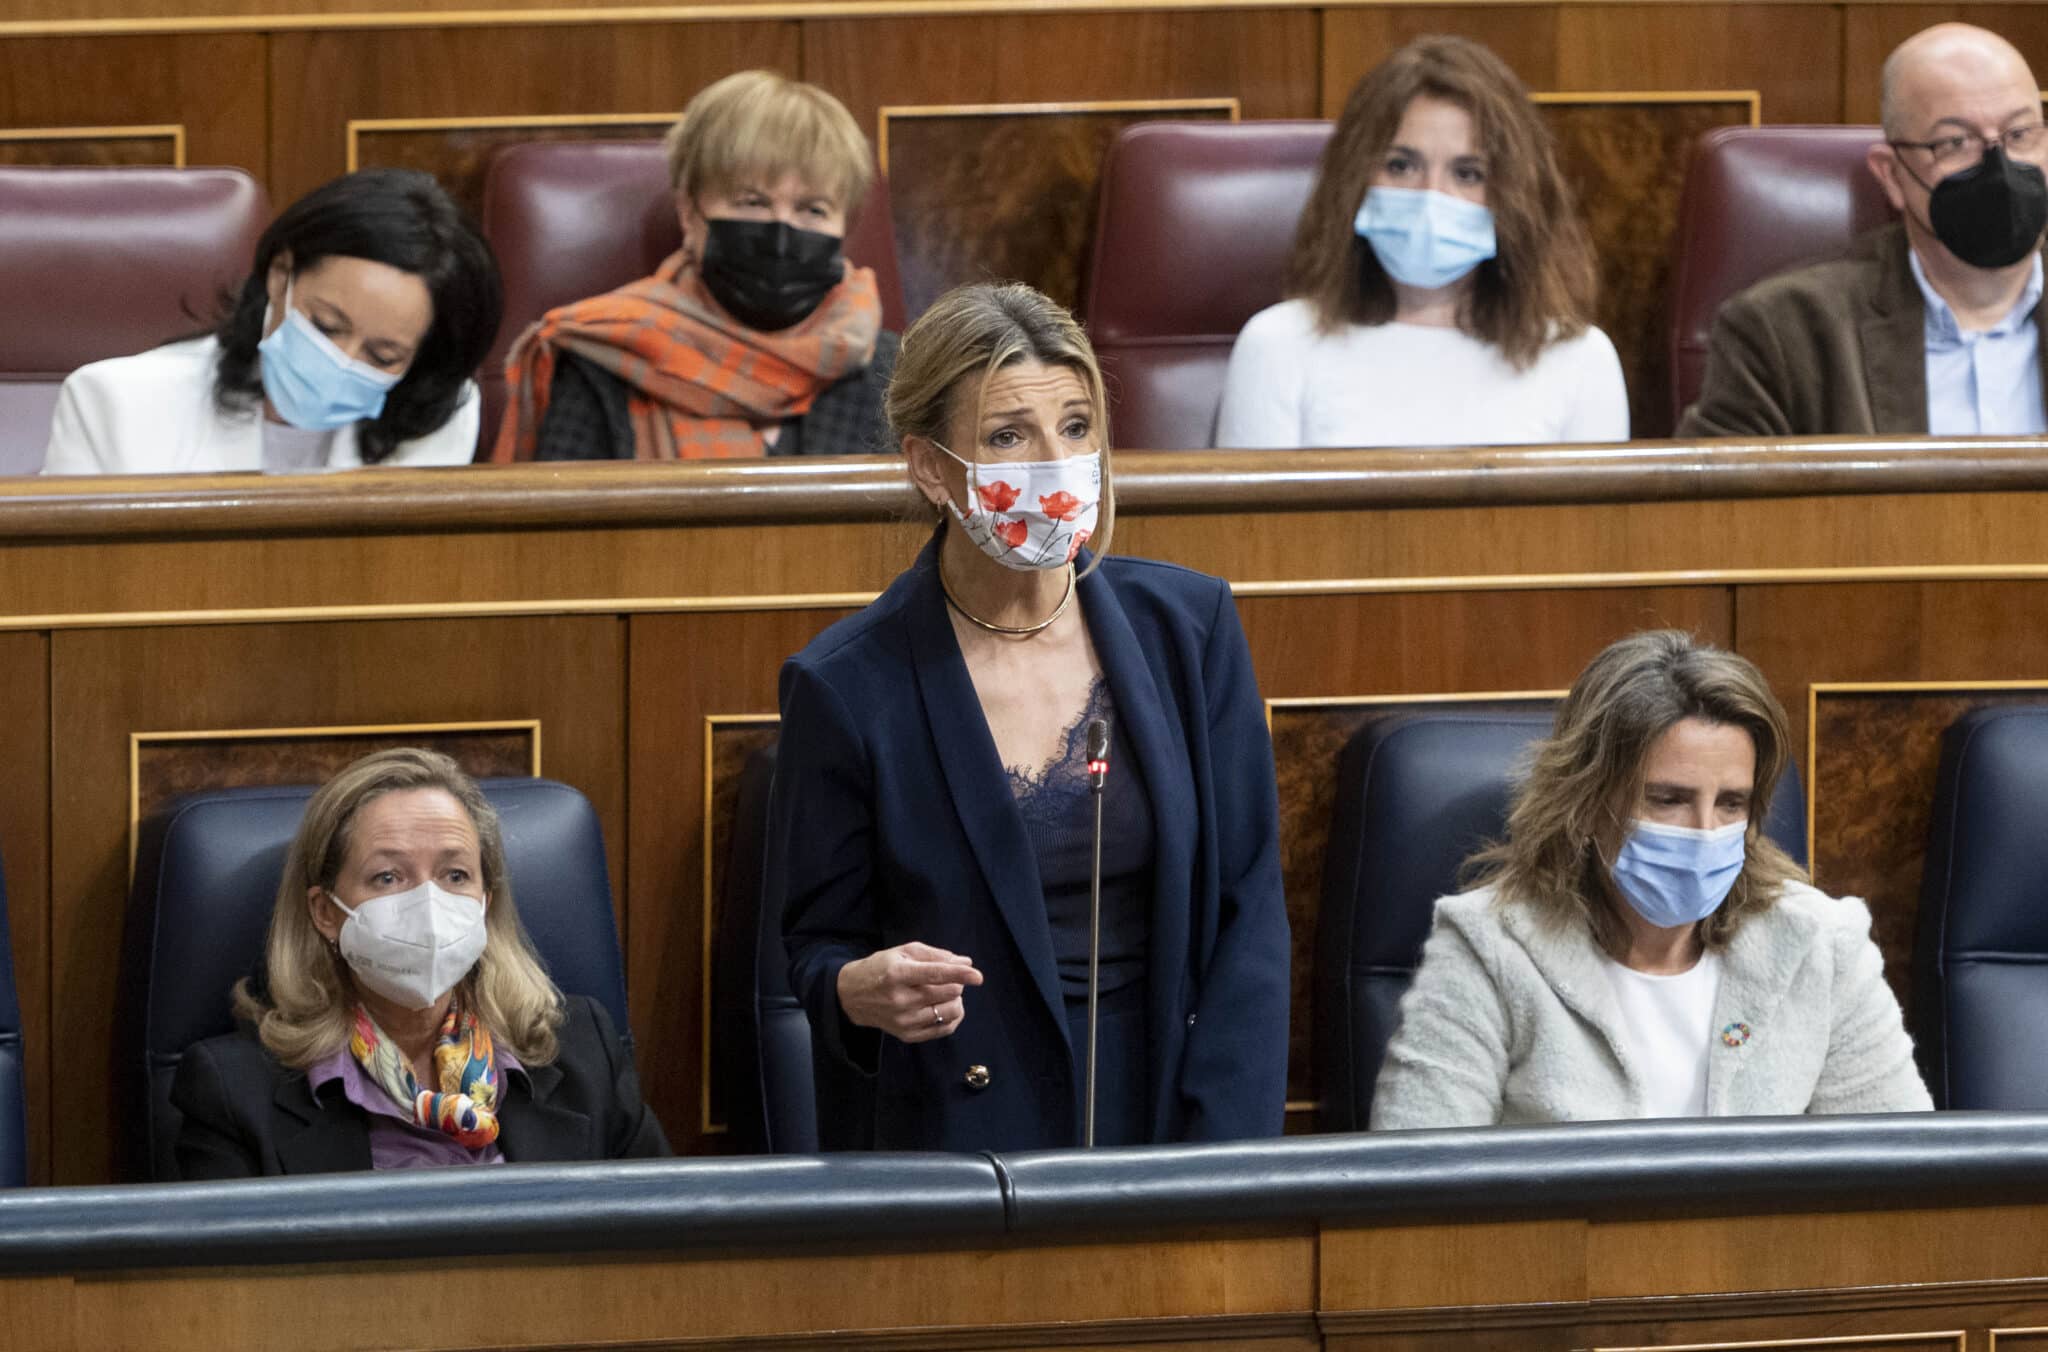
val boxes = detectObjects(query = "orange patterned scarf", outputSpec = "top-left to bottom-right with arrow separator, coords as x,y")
492,250 -> 881,461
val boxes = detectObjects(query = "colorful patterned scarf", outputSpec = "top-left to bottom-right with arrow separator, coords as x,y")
492,249 -> 881,461
349,1002 -> 501,1149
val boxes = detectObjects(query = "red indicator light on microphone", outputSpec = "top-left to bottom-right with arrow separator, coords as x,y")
1087,759 -> 1109,775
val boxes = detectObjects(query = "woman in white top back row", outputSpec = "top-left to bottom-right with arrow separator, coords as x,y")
1371,630 -> 1931,1129
43,168 -> 498,475
1216,36 -> 1628,449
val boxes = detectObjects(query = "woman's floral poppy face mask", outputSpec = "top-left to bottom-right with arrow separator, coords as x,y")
932,442 -> 1101,572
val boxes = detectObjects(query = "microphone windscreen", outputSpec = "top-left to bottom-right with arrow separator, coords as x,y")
1086,718 -> 1110,764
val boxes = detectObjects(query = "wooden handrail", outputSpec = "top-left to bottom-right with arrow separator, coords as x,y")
1,438 -> 2044,541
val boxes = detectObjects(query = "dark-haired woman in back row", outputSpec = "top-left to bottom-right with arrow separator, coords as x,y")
43,168 -> 500,474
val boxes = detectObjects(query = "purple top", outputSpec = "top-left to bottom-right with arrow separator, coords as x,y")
307,1045 -> 524,1170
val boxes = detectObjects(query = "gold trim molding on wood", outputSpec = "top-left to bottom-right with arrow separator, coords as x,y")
1595,1334 -> 1964,1352
0,123 -> 187,165
1265,689 -> 1563,733
1803,679 -> 2048,881
876,96 -> 1239,174
128,718 -> 543,877
345,112 -> 675,172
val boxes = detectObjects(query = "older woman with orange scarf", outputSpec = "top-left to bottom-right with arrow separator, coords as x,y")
493,70 -> 895,461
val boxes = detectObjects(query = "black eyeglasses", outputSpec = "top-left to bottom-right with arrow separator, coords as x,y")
1889,123 -> 2048,174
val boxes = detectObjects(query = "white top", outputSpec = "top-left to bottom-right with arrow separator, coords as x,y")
260,420 -> 337,473
1600,949 -> 1723,1117
1214,299 -> 1629,449
41,336 -> 480,475
1370,883 -> 1932,1129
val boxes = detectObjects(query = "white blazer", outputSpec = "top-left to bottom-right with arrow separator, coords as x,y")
40,336 -> 480,475
1371,881 -> 1933,1129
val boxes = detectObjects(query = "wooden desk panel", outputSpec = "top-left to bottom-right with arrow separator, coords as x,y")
11,1206 -> 2048,1350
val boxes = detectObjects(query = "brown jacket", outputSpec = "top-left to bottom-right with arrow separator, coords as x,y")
1677,222 -> 2048,437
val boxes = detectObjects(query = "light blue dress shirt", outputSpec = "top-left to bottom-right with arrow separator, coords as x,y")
1908,248 -> 2047,435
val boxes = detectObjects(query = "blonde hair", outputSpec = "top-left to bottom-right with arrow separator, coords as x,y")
664,70 -> 874,223
886,281 -> 1117,573
233,747 -> 565,1069
1465,630 -> 1806,957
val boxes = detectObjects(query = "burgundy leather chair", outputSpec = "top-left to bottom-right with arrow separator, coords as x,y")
0,167 -> 268,476
478,140 -> 907,458
1668,125 -> 1893,426
1080,120 -> 1332,451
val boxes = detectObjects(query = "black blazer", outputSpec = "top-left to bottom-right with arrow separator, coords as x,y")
773,537 -> 1291,1151
170,995 -> 669,1179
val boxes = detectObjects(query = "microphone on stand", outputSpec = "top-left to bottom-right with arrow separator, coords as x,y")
1084,717 -> 1110,1148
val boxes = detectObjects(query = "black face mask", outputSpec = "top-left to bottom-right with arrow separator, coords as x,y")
1927,145 -> 2048,269
697,218 -> 844,331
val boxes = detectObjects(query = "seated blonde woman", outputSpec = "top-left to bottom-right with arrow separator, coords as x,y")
1372,631 -> 1930,1129
171,748 -> 667,1176
493,69 -> 896,460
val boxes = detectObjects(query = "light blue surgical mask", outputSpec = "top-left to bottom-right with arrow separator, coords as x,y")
257,280 -> 405,431
1609,818 -> 1748,930
1353,186 -> 1498,291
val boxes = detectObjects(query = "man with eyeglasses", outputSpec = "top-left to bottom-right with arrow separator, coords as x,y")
1682,24 -> 2048,438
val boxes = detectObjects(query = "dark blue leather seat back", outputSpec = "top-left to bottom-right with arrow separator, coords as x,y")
1914,706 -> 2048,1109
720,742 -> 872,1152
124,778 -> 629,1181
0,853 -> 23,1188
1316,710 -> 1809,1132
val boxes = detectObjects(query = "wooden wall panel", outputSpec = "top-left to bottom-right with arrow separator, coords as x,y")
0,130 -> 178,167
1552,4 -> 1844,123
0,34 -> 264,178
46,616 -> 625,1184
133,724 -> 537,824
625,608 -> 852,1157
806,10 -> 1321,147
1843,5 -> 2048,123
1734,581 -> 2048,784
1321,6 -> 1564,102
1544,96 -> 1755,438
704,718 -> 780,1138
350,117 -> 673,222
1807,686 -> 2048,1016
881,100 -> 1237,318
1236,587 -> 1733,701
50,1230 -> 1316,1351
265,21 -> 798,208
0,634 -> 50,1187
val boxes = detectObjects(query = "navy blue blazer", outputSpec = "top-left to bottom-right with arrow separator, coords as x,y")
772,536 -> 1289,1151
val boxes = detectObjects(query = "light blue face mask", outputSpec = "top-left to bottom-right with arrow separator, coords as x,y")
1353,185 -> 1498,291
1609,818 -> 1748,930
257,280 -> 406,431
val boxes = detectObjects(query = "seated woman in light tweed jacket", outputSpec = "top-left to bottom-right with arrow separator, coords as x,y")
1372,630 -> 1932,1129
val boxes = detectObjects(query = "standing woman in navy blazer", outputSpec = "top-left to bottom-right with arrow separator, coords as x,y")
773,281 -> 1289,1151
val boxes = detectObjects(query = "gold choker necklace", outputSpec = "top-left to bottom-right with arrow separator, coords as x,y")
939,564 -> 1075,636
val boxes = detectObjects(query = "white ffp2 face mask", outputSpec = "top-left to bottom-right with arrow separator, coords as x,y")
934,441 -> 1101,572
329,880 -> 488,1010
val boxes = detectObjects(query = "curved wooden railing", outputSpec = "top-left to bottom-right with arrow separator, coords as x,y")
1,437 -> 2045,540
